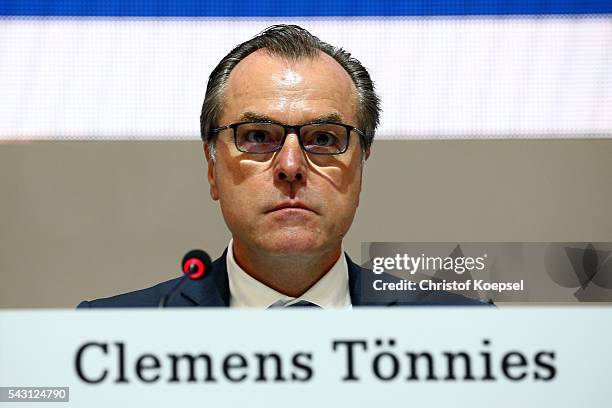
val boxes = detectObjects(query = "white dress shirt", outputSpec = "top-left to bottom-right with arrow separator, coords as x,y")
226,240 -> 352,309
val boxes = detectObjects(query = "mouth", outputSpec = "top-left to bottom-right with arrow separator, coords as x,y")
266,201 -> 316,214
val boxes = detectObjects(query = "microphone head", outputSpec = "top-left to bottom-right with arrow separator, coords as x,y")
181,249 -> 212,280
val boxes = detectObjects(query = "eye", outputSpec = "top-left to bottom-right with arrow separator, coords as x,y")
312,132 -> 337,147
245,130 -> 269,144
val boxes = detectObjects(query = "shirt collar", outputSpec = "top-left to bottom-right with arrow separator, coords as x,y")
226,239 -> 351,309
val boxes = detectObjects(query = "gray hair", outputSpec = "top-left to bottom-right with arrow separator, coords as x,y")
200,24 -> 381,159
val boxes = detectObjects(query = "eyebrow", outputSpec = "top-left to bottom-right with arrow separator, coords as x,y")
237,111 -> 345,124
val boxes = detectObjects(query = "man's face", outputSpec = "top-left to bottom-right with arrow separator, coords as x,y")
206,50 -> 366,260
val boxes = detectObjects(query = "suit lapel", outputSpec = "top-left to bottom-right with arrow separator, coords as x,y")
179,249 -> 230,307
347,253 -> 399,307
346,253 -> 364,306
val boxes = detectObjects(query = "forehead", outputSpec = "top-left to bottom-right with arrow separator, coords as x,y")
221,49 -> 359,125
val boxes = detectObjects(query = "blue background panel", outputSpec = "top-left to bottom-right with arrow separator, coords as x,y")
2,0 -> 612,17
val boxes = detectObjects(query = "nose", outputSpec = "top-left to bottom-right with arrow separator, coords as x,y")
274,133 -> 307,184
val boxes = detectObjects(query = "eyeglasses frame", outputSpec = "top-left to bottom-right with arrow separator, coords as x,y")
210,120 -> 366,156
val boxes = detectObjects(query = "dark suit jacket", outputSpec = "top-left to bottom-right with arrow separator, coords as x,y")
78,250 -> 488,308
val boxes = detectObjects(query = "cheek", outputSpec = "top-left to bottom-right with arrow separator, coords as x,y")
344,173 -> 363,215
214,159 -> 274,228
216,165 -> 260,204
214,143 -> 262,198
318,165 -> 363,224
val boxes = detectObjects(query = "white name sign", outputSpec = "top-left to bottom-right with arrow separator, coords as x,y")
0,308 -> 610,407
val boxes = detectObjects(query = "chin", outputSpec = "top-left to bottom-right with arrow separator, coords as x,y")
257,233 -> 328,257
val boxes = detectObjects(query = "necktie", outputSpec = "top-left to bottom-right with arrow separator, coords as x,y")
268,299 -> 321,308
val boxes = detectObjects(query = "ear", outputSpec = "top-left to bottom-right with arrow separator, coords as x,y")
204,143 -> 219,201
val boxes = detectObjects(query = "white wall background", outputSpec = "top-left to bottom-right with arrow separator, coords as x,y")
1,17 -> 611,140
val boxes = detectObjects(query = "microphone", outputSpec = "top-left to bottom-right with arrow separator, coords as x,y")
159,249 -> 212,307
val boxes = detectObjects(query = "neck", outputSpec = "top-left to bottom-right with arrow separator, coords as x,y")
232,240 -> 342,297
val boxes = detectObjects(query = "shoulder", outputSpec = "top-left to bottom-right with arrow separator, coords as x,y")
77,277 -> 182,308
77,250 -> 230,308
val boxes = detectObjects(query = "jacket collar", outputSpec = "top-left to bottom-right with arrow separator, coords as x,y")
178,249 -> 368,307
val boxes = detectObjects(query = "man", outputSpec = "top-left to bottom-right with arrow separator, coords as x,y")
79,25 -> 484,309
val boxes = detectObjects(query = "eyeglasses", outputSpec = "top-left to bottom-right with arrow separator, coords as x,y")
210,121 -> 365,155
